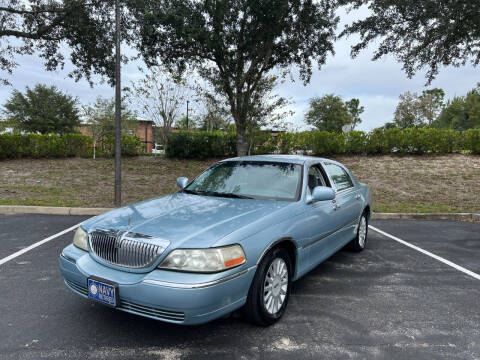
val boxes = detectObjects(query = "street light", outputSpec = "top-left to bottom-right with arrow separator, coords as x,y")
114,0 -> 122,207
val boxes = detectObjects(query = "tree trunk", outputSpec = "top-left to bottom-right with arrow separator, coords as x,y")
236,126 -> 248,156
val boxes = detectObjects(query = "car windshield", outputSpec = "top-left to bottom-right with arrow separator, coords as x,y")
184,161 -> 302,201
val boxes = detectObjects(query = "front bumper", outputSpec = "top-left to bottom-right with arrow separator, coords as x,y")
59,244 -> 256,325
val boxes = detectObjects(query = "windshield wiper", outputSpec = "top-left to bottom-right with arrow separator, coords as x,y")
216,192 -> 255,199
184,190 -> 254,199
182,189 -> 201,195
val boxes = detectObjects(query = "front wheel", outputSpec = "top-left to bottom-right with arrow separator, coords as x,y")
349,213 -> 368,252
244,247 -> 291,326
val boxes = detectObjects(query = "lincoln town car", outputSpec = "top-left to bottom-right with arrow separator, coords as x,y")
59,155 -> 371,326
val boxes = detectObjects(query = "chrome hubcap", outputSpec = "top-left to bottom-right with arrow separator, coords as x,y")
263,258 -> 288,315
358,216 -> 367,248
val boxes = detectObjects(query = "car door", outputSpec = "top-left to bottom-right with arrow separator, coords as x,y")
323,162 -> 363,247
301,164 -> 346,271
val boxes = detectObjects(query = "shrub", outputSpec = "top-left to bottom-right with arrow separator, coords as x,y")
345,131 -> 367,154
463,129 -> 480,154
277,132 -> 296,154
310,131 -> 345,155
251,132 -> 278,155
0,133 -> 92,160
102,134 -> 143,156
166,131 -> 236,158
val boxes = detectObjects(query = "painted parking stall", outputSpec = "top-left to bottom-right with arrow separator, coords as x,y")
0,215 -> 479,359
0,214 -> 89,259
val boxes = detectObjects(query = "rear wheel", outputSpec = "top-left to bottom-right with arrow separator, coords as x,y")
349,213 -> 368,252
244,247 -> 291,326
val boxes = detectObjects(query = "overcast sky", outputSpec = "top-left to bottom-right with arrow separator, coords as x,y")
0,7 -> 477,131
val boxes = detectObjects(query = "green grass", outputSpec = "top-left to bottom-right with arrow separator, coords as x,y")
1,155 -> 479,213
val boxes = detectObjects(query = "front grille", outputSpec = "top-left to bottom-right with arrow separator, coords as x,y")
89,230 -> 164,268
64,280 -> 185,322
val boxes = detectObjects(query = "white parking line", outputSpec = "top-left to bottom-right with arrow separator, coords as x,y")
0,222 -> 82,266
369,225 -> 480,281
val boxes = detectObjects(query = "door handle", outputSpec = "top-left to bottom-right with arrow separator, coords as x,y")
355,194 -> 361,200
332,200 -> 340,210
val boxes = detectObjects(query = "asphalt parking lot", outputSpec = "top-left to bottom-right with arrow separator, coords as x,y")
0,214 -> 479,360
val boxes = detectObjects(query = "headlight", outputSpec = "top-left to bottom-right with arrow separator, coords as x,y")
158,245 -> 246,273
73,227 -> 88,251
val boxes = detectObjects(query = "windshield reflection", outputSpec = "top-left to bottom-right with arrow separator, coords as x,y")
184,161 -> 302,201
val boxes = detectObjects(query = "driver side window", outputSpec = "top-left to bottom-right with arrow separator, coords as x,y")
307,165 -> 329,194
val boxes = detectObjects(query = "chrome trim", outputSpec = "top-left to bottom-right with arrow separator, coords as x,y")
60,252 -> 77,264
142,269 -> 249,289
65,279 -> 88,297
302,217 -> 358,249
88,229 -> 169,269
120,300 -> 185,321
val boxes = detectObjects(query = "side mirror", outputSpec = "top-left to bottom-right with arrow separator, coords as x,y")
309,186 -> 335,203
176,177 -> 189,189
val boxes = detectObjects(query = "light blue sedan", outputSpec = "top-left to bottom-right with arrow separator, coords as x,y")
59,155 -> 372,326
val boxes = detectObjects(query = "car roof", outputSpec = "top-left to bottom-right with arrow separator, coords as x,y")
221,154 -> 330,165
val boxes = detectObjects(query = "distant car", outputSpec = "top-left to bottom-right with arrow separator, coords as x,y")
152,143 -> 165,154
60,155 -> 372,326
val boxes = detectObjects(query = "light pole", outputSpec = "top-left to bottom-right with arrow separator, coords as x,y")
186,100 -> 189,130
114,0 -> 122,207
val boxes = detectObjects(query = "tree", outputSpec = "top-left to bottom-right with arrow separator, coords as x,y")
339,0 -> 480,83
345,98 -> 364,129
393,89 -> 445,128
393,92 -> 424,129
0,0 -> 137,85
195,90 -> 232,132
433,85 -> 480,130
3,84 -> 80,134
82,97 -> 138,158
134,0 -> 338,155
176,116 -> 200,130
244,76 -> 293,154
305,95 -> 352,132
419,88 -> 445,126
126,66 -> 190,149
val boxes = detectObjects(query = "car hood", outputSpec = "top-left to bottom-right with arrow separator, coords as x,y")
81,192 -> 291,249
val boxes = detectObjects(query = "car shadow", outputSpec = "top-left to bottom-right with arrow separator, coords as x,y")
74,247 -> 364,344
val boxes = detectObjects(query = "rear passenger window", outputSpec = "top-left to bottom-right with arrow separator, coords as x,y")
324,164 -> 353,192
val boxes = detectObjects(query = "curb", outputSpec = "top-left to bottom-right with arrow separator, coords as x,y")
0,205 -> 113,216
371,212 -> 480,222
0,205 -> 479,221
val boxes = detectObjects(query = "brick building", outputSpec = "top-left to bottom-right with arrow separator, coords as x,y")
136,119 -> 154,153
79,119 -> 154,153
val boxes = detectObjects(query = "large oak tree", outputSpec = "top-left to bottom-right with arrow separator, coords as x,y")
134,0 -> 339,155
340,0 -> 479,83
0,0 -> 137,85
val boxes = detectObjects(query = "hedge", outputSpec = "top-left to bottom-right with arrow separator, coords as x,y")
166,131 -> 236,158
102,134 -> 144,157
0,133 -> 143,160
166,128 -> 480,158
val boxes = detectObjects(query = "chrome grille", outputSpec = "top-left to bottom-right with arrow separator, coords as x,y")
120,300 -> 185,322
89,230 -> 165,268
65,279 -> 88,297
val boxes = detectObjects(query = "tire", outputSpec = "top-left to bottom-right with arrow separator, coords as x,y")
244,247 -> 292,326
349,212 -> 368,252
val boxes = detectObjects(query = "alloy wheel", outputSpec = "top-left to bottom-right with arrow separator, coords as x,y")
263,258 -> 289,315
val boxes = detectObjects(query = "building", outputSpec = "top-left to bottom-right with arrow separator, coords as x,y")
79,119 -> 154,153
136,119 -> 154,153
